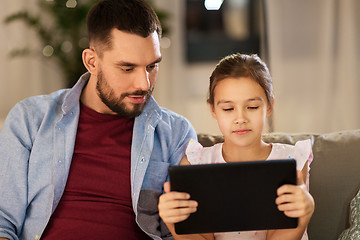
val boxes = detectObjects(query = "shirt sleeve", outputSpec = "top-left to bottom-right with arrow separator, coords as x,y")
0,102 -> 32,240
185,139 -> 204,165
294,139 -> 313,190
294,139 -> 313,171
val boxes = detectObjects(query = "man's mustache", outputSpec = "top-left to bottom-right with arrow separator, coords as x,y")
123,89 -> 153,97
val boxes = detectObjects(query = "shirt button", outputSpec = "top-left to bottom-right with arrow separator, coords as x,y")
140,157 -> 145,163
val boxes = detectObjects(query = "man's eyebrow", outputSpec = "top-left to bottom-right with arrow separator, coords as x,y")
115,61 -> 136,67
151,56 -> 162,64
115,57 -> 162,67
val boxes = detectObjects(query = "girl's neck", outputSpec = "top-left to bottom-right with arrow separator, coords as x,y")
222,140 -> 272,163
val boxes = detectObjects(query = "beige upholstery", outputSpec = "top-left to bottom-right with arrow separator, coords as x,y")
197,129 -> 360,240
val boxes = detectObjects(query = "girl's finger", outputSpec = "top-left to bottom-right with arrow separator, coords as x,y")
164,182 -> 171,193
159,205 -> 198,223
161,199 -> 198,211
160,191 -> 191,202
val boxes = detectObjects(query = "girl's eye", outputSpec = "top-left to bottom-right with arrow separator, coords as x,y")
223,108 -> 234,111
248,106 -> 259,110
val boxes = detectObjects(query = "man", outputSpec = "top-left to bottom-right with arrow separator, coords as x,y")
0,0 -> 196,239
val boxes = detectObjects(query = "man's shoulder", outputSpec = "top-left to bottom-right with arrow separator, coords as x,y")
159,106 -> 188,120
6,88 -> 73,129
16,88 -> 69,112
18,72 -> 86,110
157,106 -> 194,131
143,97 -> 192,126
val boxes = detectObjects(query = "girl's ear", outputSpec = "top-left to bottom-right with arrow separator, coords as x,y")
82,48 -> 98,75
266,98 -> 275,117
209,103 -> 217,119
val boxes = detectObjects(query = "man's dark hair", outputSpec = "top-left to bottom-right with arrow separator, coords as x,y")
87,0 -> 162,52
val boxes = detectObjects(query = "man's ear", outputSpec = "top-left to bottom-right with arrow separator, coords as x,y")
82,48 -> 98,75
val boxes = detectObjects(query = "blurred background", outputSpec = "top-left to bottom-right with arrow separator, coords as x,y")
1,0 -> 359,135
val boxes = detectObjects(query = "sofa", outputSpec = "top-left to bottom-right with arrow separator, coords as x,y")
197,129 -> 360,240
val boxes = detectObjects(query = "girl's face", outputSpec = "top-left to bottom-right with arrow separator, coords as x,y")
210,77 -> 273,148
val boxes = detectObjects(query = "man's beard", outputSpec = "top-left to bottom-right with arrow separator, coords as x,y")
96,71 -> 153,118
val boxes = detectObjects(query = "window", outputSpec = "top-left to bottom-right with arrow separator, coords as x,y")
186,0 -> 262,62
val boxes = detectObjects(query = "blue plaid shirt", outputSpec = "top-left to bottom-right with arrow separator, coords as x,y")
0,73 -> 196,240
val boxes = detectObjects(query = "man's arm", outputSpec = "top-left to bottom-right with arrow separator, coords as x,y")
0,102 -> 34,239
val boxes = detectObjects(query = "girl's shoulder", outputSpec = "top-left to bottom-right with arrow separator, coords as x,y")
185,139 -> 225,165
268,139 -> 313,170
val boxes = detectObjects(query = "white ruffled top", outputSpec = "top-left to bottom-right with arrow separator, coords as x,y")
186,139 -> 313,171
185,139 -> 313,240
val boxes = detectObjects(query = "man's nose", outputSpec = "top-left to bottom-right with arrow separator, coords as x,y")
133,69 -> 150,91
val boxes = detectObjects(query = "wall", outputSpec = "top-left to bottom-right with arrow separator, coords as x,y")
266,0 -> 360,133
1,0 -> 359,135
153,0 -> 360,134
0,0 -> 65,130
150,0 -> 222,135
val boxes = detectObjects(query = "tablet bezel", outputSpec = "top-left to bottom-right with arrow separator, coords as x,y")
169,159 -> 298,234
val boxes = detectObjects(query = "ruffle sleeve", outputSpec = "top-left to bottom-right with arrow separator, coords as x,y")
185,139 -> 204,165
269,139 -> 313,189
269,139 -> 313,171
293,139 -> 313,171
185,139 -> 225,165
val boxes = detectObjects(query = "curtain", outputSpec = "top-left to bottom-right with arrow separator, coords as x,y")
265,0 -> 360,133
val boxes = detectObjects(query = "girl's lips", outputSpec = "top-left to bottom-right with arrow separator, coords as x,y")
233,129 -> 251,135
127,95 -> 146,104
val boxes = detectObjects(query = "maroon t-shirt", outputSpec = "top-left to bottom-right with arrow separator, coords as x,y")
41,103 -> 151,239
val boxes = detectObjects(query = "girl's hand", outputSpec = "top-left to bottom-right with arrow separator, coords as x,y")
158,182 -> 198,224
275,171 -> 315,218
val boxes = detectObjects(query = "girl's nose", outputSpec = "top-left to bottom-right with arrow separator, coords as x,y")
234,110 -> 247,124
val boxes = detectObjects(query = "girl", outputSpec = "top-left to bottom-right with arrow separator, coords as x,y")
158,53 -> 315,240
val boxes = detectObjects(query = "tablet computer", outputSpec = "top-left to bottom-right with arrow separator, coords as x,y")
168,159 -> 298,234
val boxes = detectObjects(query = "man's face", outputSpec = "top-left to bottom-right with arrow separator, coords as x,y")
93,29 -> 161,117
95,69 -> 153,118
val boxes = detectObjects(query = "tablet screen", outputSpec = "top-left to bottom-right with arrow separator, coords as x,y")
169,159 -> 298,234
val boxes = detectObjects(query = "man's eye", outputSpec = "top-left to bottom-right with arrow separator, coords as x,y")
120,66 -> 134,72
248,106 -> 259,110
122,68 -> 134,72
223,108 -> 233,111
146,64 -> 157,71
